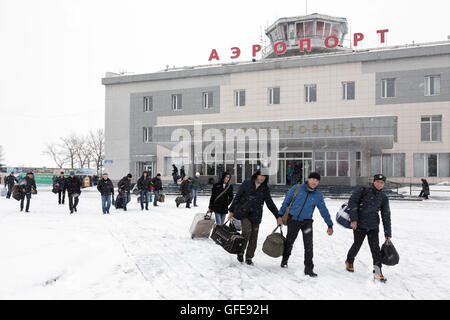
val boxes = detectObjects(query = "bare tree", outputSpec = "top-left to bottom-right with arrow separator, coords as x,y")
73,135 -> 91,168
60,134 -> 78,169
88,129 -> 105,175
43,143 -> 67,168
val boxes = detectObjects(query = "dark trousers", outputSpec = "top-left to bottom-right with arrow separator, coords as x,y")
283,218 -> 314,269
122,191 -> 131,210
68,194 -> 79,212
419,190 -> 429,199
140,190 -> 149,209
58,190 -> 65,204
346,229 -> 382,268
6,185 -> 13,198
241,218 -> 260,260
20,192 -> 31,211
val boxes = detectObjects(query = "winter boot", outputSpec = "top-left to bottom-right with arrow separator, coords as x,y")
176,200 -> 180,208
237,254 -> 244,263
304,267 -> 318,278
245,259 -> 254,266
345,261 -> 354,272
281,260 -> 288,268
373,265 -> 386,282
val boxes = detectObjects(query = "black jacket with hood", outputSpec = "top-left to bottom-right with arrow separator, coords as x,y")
228,171 -> 279,224
208,175 -> 234,214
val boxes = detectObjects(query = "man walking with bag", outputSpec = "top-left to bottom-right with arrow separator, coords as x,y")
4,172 -> 18,199
64,171 -> 82,214
151,173 -> 163,207
227,171 -> 282,266
278,172 -> 333,277
118,174 -> 133,211
345,174 -> 392,282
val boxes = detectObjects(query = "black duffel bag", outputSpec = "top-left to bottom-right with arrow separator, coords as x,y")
381,240 -> 400,266
211,220 -> 246,255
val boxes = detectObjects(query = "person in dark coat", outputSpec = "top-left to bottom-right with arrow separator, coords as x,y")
178,177 -> 193,208
419,178 -> 430,199
228,170 -> 282,265
64,171 -> 82,214
278,172 -> 333,277
151,173 -> 163,207
53,172 -> 66,204
19,172 -> 36,212
345,174 -> 392,282
97,172 -> 114,214
4,172 -> 18,199
208,172 -> 233,225
118,174 -> 132,211
137,171 -> 152,211
172,165 -> 179,184
180,165 -> 186,181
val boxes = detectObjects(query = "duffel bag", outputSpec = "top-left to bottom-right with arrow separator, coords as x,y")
12,185 -> 23,201
381,240 -> 400,266
336,203 -> 352,229
175,196 -> 186,204
262,225 -> 286,258
158,193 -> 165,203
211,220 -> 246,255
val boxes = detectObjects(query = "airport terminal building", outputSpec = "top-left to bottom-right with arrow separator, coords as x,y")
103,14 -> 450,186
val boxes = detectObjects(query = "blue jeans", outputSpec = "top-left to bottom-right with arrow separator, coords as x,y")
192,189 -> 198,206
102,195 -> 111,213
153,190 -> 159,205
122,191 -> 131,210
215,212 -> 226,225
140,190 -> 149,209
20,192 -> 31,211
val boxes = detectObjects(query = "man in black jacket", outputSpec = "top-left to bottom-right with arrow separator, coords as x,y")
228,171 -> 282,265
64,171 -> 82,214
19,172 -> 36,212
97,172 -> 114,214
345,174 -> 392,282
137,171 -> 151,211
4,172 -> 18,199
151,173 -> 163,207
53,172 -> 66,204
118,174 -> 132,211
178,177 -> 193,208
208,172 -> 233,225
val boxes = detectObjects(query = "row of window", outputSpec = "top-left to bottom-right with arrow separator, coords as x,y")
142,114 -> 443,144
142,74 -> 442,112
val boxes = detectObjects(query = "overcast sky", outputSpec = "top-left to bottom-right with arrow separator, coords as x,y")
1,0 -> 449,167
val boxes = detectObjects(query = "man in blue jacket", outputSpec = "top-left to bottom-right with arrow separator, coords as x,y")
279,172 -> 333,277
345,174 -> 391,282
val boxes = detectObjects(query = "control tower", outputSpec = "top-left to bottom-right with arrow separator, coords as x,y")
263,13 -> 350,58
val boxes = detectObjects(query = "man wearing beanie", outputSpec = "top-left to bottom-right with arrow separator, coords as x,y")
345,174 -> 392,282
118,174 -> 133,211
278,172 -> 333,277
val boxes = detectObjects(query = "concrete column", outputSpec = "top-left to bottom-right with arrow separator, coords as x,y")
349,151 -> 357,186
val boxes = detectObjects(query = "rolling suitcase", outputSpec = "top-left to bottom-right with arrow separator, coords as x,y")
190,212 -> 215,239
115,193 -> 124,209
211,220 -> 246,255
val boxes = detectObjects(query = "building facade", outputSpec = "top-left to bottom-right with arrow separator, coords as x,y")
102,16 -> 450,186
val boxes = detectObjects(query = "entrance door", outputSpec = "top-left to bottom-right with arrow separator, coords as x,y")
144,163 -> 153,178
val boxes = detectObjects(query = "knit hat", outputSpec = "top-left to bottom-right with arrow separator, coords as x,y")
308,172 -> 321,181
374,174 -> 386,182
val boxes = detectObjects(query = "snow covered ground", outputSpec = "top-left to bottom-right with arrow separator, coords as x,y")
0,187 -> 449,300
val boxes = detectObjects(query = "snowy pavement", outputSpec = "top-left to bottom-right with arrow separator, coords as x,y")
0,188 -> 449,299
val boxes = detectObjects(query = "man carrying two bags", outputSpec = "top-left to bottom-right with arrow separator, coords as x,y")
278,172 -> 334,277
